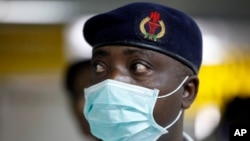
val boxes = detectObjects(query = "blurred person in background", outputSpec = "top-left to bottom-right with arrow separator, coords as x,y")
203,96 -> 250,141
64,59 -> 99,141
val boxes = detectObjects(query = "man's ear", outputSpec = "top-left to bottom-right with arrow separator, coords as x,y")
181,75 -> 199,109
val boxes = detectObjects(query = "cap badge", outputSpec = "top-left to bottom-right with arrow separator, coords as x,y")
140,11 -> 166,42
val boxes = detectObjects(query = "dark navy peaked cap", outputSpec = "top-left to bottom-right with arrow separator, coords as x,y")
83,2 -> 202,74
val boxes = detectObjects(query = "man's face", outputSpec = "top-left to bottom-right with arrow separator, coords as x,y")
89,45 -> 187,127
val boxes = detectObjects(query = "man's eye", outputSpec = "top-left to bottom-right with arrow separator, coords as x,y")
94,63 -> 106,73
132,63 -> 148,73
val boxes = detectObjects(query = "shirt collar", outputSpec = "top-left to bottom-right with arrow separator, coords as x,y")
183,132 -> 194,141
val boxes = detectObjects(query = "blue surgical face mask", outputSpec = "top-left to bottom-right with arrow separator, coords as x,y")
84,76 -> 189,141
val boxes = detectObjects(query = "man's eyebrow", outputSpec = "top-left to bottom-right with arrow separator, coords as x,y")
93,49 -> 110,57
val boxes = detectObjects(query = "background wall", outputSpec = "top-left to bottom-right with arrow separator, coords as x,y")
0,24 -> 85,141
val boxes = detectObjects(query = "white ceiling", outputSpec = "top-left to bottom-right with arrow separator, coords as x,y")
0,0 -> 250,24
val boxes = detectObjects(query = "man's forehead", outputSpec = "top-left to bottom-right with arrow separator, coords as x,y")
93,45 -> 160,57
91,45 -> 182,67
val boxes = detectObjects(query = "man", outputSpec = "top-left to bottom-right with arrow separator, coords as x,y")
83,2 -> 202,141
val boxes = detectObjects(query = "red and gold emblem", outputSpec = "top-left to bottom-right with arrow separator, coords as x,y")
140,11 -> 166,42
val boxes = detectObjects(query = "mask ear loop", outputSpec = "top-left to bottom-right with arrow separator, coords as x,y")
158,76 -> 189,99
164,110 -> 183,131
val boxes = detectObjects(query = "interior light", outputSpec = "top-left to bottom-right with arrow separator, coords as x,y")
194,104 -> 221,140
64,15 -> 93,62
202,34 -> 226,65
